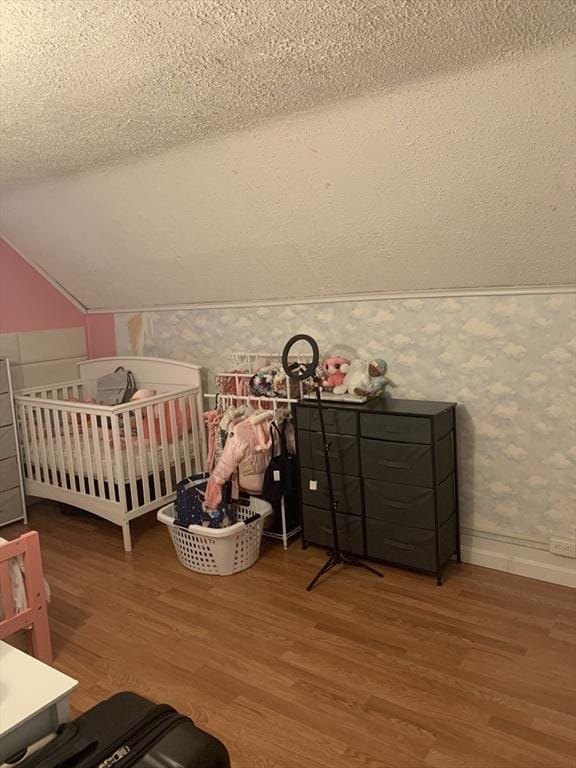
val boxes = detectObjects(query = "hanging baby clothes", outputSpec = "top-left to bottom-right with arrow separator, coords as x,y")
214,406 -> 246,466
205,413 -> 273,509
204,409 -> 221,473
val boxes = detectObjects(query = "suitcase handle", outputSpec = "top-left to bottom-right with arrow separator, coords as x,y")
17,723 -> 96,768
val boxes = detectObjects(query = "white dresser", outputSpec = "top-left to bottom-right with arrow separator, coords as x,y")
0,358 -> 26,526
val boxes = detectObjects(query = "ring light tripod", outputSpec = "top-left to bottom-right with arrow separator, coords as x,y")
282,335 -> 383,591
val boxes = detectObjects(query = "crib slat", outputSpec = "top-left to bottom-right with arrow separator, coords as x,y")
122,412 -> 138,512
157,400 -> 172,494
0,561 -> 15,619
157,403 -> 174,493
167,399 -> 182,483
179,396 -> 192,477
35,406 -> 49,484
17,403 -> 33,481
62,408 -> 77,491
146,404 -> 161,501
90,411 -> 105,499
70,408 -> 85,491
52,408 -> 67,490
42,407 -> 58,485
134,407 -> 150,505
110,414 -> 128,512
189,395 -> 201,476
100,417 -> 115,501
79,412 -> 95,496
44,408 -> 58,487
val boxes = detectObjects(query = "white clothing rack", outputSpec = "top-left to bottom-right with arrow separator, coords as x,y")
205,392 -> 298,407
228,351 -> 313,371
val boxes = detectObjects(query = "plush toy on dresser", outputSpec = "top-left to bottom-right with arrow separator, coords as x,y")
357,358 -> 389,397
319,356 -> 350,391
333,357 -> 389,398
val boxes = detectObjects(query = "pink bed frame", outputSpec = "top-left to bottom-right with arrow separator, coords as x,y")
0,531 -> 52,664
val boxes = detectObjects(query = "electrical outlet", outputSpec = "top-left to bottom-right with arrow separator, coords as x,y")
550,538 -> 576,558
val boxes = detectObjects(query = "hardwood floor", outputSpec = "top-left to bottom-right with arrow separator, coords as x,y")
7,502 -> 576,768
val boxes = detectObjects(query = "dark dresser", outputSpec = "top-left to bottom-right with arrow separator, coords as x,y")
294,398 -> 460,584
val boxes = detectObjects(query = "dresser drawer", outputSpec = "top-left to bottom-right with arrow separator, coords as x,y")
366,514 -> 457,571
0,425 -> 17,461
0,456 -> 20,492
303,505 -> 364,555
364,474 -> 455,529
360,414 -> 432,443
300,468 -> 361,515
0,393 -> 13,427
361,433 -> 453,486
0,363 -> 9,395
0,486 -> 24,526
296,406 -> 357,436
298,432 -> 359,476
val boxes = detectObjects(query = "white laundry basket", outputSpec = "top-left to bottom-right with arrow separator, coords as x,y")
157,496 -> 273,576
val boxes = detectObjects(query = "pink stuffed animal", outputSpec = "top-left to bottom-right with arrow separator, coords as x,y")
320,356 -> 350,390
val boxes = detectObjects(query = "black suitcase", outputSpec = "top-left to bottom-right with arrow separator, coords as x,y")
18,692 -> 230,768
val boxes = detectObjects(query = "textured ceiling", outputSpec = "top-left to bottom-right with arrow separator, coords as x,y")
0,0 -> 574,183
1,44 -> 574,308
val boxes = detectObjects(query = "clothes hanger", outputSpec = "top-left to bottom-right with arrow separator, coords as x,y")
250,409 -> 274,424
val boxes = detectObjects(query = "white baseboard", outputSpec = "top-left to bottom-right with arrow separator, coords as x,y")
461,533 -> 576,588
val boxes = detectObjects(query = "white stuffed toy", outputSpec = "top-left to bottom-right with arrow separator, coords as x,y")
333,359 -> 371,396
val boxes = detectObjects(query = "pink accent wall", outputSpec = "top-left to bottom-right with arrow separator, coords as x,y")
0,238 -> 117,358
85,313 -> 117,358
0,239 -> 84,332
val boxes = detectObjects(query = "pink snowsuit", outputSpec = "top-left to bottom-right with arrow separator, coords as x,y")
205,417 -> 272,508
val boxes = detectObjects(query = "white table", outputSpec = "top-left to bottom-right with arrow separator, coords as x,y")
0,641 -> 78,761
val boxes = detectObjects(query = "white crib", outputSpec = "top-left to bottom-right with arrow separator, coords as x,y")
13,357 -> 205,552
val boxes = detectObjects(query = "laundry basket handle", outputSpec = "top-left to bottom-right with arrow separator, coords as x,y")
242,513 -> 262,525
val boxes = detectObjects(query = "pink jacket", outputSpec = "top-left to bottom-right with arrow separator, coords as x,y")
205,417 -> 272,508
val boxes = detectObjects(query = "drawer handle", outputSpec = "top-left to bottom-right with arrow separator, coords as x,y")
377,459 -> 409,469
381,498 -> 412,510
384,539 -> 415,551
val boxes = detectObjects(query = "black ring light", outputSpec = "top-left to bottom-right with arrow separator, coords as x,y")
281,334 -> 319,382
281,334 -> 382,591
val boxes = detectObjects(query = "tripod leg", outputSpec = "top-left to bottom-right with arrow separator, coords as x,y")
360,561 -> 384,578
341,553 -> 384,578
306,556 -> 340,591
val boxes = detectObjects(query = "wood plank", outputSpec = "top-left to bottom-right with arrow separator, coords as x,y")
3,502 -> 575,768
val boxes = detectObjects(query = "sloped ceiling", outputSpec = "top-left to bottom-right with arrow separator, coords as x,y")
0,0 -> 574,308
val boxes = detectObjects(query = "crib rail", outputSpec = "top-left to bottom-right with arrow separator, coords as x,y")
14,386 -> 204,513
17,379 -> 86,401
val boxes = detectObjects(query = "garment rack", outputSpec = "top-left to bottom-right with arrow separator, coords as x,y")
203,391 -> 300,548
204,350 -> 311,548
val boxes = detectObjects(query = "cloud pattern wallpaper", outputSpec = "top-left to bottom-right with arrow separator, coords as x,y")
115,293 -> 576,545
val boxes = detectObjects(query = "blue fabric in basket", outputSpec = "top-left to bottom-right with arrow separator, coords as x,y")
175,472 -> 231,529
